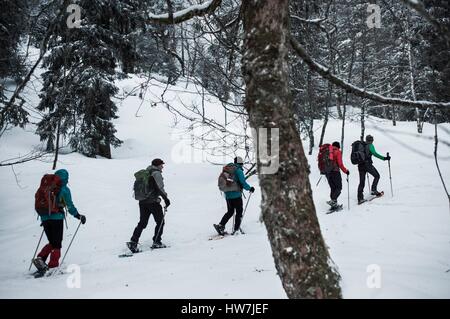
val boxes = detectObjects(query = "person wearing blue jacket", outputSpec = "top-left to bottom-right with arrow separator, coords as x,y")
214,157 -> 255,235
33,169 -> 86,274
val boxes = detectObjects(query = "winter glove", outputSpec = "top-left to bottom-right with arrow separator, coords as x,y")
249,187 -> 255,193
75,214 -> 86,225
385,155 -> 391,161
346,170 -> 350,175
164,198 -> 171,208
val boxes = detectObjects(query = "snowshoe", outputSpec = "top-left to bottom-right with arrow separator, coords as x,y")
371,190 -> 384,197
33,269 -> 47,278
231,228 -> 245,235
359,191 -> 384,205
151,242 -> 167,249
326,204 -> 343,214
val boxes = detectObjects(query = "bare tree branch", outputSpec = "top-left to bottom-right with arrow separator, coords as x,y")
289,36 -> 450,109
0,150 -> 52,167
146,0 -> 222,25
433,108 -> 450,211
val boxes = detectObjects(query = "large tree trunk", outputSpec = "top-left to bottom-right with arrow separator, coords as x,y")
241,0 -> 342,299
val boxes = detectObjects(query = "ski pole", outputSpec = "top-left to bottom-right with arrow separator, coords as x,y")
154,206 -> 167,244
232,213 -> 236,234
347,175 -> 350,210
240,192 -> 253,233
29,229 -> 45,271
63,207 -> 68,230
56,220 -> 82,275
316,176 -> 323,187
387,152 -> 393,197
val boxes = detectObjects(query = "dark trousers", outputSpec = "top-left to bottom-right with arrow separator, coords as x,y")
325,171 -> 342,201
38,219 -> 63,267
358,163 -> 380,200
220,197 -> 243,232
42,219 -> 64,249
131,201 -> 164,243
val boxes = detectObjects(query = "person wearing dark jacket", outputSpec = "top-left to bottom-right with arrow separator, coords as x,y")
214,156 -> 255,235
128,158 -> 170,252
33,169 -> 86,276
325,142 -> 349,209
357,135 -> 391,204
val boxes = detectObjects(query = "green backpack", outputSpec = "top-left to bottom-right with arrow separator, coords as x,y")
133,169 -> 152,200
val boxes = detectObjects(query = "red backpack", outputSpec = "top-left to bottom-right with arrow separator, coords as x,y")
35,174 -> 62,216
317,144 -> 335,175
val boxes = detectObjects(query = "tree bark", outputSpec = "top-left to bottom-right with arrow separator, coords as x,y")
242,0 -> 342,299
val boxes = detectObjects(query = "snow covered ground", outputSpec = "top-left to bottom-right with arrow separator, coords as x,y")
0,77 -> 449,298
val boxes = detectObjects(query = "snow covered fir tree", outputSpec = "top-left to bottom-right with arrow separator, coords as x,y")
0,0 -> 449,301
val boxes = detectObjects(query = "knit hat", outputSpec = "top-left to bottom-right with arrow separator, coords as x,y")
152,158 -> 165,166
234,156 -> 244,164
365,135 -> 374,143
332,141 -> 340,149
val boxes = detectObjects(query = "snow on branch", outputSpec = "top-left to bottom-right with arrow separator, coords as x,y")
400,0 -> 450,43
290,15 -> 326,24
289,36 -> 450,109
146,0 -> 222,25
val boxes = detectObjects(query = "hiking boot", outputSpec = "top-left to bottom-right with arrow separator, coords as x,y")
151,241 -> 167,249
33,269 -> 47,278
327,200 -> 337,206
213,224 -> 226,236
371,190 -> 383,197
126,241 -> 139,253
33,257 -> 48,272
330,200 -> 340,209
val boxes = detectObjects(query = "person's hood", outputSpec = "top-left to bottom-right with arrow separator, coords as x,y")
148,165 -> 162,172
229,163 -> 243,170
55,169 -> 69,186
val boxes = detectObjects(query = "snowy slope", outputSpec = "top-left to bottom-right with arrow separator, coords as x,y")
1,76 -> 450,298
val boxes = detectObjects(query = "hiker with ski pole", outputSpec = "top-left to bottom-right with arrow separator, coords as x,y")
128,158 -> 171,253
351,135 -> 391,204
318,142 -> 349,213
215,156 -> 255,236
32,169 -> 86,278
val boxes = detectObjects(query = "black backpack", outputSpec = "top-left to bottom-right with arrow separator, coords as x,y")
350,140 -> 368,165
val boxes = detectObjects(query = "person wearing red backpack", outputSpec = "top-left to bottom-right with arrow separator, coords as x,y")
33,169 -> 86,275
325,142 -> 349,210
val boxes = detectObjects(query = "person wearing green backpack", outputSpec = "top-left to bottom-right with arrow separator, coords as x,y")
357,135 -> 391,204
128,158 -> 171,252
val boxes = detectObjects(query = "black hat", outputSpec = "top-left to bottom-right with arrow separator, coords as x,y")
365,135 -> 374,143
152,158 -> 165,166
332,141 -> 340,149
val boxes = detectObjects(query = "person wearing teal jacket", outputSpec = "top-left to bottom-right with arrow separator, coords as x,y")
34,169 -> 86,273
214,156 -> 255,235
357,135 -> 391,203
